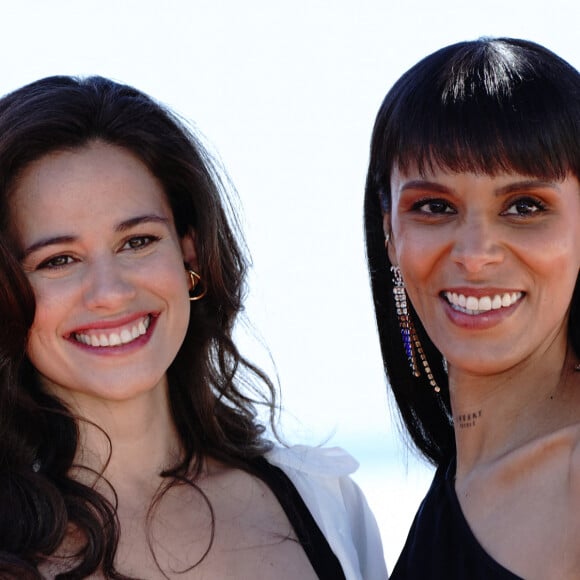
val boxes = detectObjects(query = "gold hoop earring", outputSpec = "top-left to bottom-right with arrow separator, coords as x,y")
188,270 -> 207,301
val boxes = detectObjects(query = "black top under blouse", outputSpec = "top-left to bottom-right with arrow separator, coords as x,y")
391,461 -> 523,580
251,456 -> 346,580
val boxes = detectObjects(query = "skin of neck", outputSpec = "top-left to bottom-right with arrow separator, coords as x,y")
45,375 -> 183,494
448,333 -> 579,478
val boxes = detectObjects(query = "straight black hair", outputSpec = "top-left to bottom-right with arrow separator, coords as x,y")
364,38 -> 580,465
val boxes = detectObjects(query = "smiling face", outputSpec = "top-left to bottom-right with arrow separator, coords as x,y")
8,141 -> 196,407
386,166 -> 580,376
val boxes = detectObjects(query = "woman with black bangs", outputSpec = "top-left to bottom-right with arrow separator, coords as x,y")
365,38 -> 580,579
0,76 -> 386,579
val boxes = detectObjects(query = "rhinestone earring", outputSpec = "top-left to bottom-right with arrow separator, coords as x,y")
391,265 -> 441,393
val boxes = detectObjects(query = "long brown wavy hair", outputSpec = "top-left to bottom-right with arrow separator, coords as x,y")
0,75 -> 277,578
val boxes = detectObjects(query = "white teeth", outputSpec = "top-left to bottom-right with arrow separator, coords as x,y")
120,329 -> 132,344
478,296 -> 492,311
465,296 -> 478,310
73,316 -> 151,347
444,292 -> 522,315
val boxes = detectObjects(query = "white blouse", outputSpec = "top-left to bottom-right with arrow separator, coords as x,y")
266,445 -> 388,580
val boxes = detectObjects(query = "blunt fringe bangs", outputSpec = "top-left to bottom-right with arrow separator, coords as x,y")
368,38 -> 580,212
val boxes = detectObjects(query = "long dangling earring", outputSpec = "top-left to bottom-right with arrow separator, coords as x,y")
391,265 -> 440,393
391,265 -> 419,377
188,270 -> 207,301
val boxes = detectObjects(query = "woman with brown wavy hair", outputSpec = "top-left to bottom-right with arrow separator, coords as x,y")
0,76 -> 385,579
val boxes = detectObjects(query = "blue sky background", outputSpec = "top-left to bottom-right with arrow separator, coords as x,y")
3,0 -> 580,570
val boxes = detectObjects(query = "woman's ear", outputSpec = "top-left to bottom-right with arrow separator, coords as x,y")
181,228 -> 198,270
382,213 -> 397,264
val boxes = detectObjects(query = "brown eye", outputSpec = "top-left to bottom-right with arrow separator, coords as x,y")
122,235 -> 160,250
503,197 -> 546,216
38,255 -> 75,270
412,198 -> 455,214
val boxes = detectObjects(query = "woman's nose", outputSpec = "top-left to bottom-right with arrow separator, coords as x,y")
450,217 -> 504,274
82,258 -> 137,311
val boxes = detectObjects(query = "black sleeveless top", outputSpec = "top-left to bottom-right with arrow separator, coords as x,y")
391,461 -> 523,579
251,456 -> 346,580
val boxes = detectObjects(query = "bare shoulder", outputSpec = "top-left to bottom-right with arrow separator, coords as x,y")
38,460 -> 320,579
199,458 -> 292,526
456,425 -> 580,579
190,459 -> 320,580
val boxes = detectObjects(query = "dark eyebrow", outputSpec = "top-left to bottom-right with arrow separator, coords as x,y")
494,180 -> 560,195
21,235 -> 77,260
21,214 -> 170,260
400,179 -> 560,196
115,214 -> 170,232
400,180 -> 451,194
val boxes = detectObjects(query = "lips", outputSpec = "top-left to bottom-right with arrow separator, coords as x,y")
71,315 -> 152,347
443,291 -> 523,315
